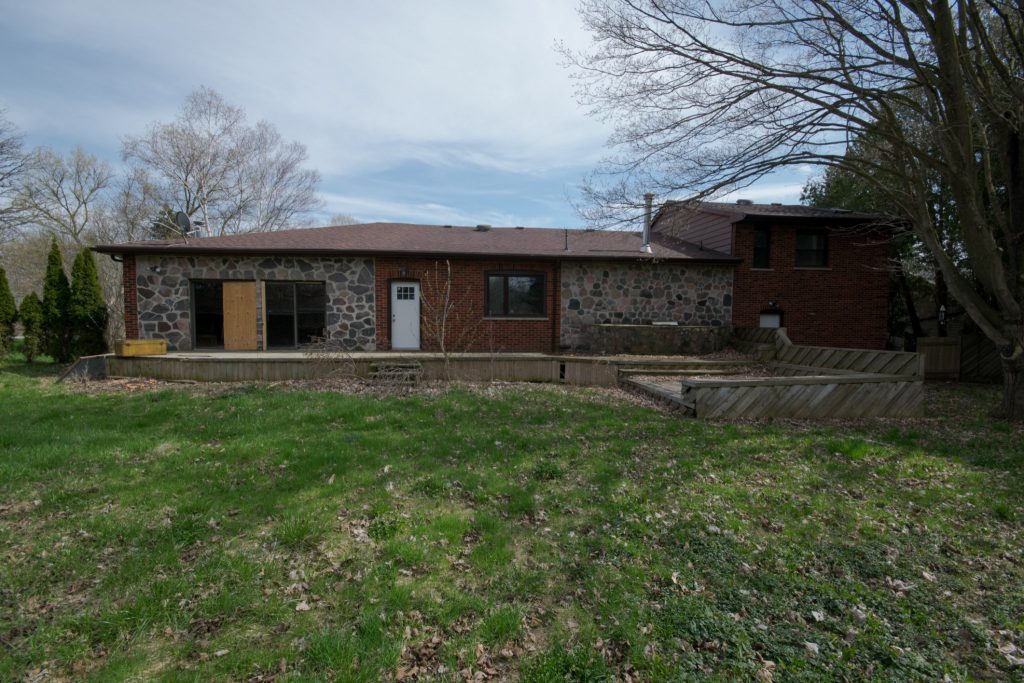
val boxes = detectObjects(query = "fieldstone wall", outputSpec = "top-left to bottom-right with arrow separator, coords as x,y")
134,254 -> 376,351
560,261 -> 733,350
590,324 -> 732,355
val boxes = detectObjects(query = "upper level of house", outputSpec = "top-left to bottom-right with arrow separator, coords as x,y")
651,200 -> 886,266
653,200 -> 892,348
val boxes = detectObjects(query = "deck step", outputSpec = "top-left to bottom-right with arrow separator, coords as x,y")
370,362 -> 423,385
620,377 -> 696,416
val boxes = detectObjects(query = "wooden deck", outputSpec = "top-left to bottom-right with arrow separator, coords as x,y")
76,327 -> 926,420
623,330 -> 924,419
100,351 -> 736,387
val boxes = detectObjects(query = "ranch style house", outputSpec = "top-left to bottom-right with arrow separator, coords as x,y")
93,201 -> 891,354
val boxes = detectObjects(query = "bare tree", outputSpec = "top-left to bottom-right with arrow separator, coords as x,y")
420,260 -> 484,380
0,231 -> 53,303
568,0 -> 1024,418
121,86 -> 322,236
13,146 -> 113,247
323,213 -> 360,226
0,110 -> 28,246
98,167 -> 163,244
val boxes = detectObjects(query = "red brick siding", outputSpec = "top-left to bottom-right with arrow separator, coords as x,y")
374,257 -> 558,352
122,254 -> 139,339
732,224 -> 889,348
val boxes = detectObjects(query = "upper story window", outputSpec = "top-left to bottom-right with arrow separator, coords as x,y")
752,227 -> 770,268
486,273 -> 545,317
795,230 -> 829,267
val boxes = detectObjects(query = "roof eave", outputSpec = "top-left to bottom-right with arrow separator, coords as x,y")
91,244 -> 738,264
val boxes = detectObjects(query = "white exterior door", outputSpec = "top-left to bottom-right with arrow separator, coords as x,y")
390,282 -> 421,350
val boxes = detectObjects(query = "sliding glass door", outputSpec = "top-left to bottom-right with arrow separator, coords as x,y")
193,280 -> 224,348
264,281 -> 327,348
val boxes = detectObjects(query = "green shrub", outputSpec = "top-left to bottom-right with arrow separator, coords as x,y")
42,239 -> 71,362
69,249 -> 108,356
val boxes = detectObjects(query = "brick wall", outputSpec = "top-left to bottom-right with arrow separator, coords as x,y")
374,257 -> 559,352
732,224 -> 889,348
122,253 -> 139,339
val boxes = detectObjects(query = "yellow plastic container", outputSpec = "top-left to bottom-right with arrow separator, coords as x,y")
114,339 -> 168,357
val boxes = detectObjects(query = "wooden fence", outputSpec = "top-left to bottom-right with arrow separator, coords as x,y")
917,335 -> 1002,382
917,337 -> 961,380
961,334 -> 1002,381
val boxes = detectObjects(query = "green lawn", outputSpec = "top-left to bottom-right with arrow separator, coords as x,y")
1,360 -> 1022,682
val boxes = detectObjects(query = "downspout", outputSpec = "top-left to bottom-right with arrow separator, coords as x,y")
641,193 -> 654,254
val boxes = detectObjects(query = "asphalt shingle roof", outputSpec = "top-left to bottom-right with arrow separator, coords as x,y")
661,201 -> 883,222
94,222 -> 737,263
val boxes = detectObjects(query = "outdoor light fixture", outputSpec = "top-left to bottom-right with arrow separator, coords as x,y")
149,266 -> 162,274
767,299 -> 776,308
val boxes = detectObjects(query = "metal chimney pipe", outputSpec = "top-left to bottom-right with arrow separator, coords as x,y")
641,193 -> 654,253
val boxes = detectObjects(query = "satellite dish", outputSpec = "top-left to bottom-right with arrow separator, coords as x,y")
174,211 -> 192,235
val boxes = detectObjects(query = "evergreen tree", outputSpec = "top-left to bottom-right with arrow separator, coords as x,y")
19,293 -> 42,363
42,238 -> 71,362
69,249 -> 108,356
0,266 -> 16,355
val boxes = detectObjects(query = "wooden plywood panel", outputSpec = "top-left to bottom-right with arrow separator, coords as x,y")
777,344 -> 922,377
960,334 -> 1001,382
919,336 -> 962,380
691,377 -> 923,419
223,281 -> 258,351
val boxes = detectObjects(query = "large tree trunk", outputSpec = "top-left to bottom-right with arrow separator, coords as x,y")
994,326 -> 1024,420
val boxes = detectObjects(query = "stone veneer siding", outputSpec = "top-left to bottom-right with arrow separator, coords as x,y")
132,254 -> 375,351
559,261 -> 733,349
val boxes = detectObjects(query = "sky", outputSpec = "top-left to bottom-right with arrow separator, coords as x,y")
0,0 -> 814,230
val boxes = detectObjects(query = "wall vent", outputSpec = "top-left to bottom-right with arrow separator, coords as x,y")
475,224 -> 492,231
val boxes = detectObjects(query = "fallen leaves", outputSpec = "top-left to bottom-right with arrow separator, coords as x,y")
395,638 -> 520,682
885,576 -> 916,595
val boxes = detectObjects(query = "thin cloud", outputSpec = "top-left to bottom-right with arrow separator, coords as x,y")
319,193 -> 523,227
0,0 -> 817,227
